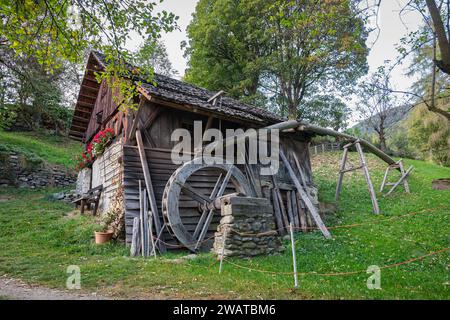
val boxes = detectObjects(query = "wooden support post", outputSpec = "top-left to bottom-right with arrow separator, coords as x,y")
385,166 -> 413,196
290,223 -> 299,289
280,149 -> 332,239
355,142 -> 380,214
335,147 -> 349,202
380,166 -> 390,192
398,160 -> 410,193
136,130 -> 166,253
335,141 -> 380,214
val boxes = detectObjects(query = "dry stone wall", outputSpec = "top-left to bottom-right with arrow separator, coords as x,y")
0,152 -> 76,188
213,196 -> 284,258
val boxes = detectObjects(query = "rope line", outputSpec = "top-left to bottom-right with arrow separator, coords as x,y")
229,206 -> 445,237
222,247 -> 449,277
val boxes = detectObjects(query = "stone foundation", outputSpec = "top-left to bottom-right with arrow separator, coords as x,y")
213,196 -> 284,258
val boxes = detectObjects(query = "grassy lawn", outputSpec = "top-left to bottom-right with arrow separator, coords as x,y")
0,152 -> 448,299
0,130 -> 81,168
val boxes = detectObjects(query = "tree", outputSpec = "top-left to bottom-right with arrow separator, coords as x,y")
425,0 -> 450,74
356,68 -> 399,153
0,1 -> 178,110
300,95 -> 349,131
133,39 -> 178,77
183,0 -> 270,106
184,0 -> 368,118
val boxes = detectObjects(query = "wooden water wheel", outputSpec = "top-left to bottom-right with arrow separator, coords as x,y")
161,156 -> 255,252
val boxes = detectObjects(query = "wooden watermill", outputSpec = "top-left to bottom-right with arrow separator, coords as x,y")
161,157 -> 255,252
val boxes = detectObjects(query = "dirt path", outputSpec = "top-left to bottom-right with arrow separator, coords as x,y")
0,276 -> 110,300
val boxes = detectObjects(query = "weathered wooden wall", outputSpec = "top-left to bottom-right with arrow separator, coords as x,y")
91,137 -> 123,212
121,100 -> 314,248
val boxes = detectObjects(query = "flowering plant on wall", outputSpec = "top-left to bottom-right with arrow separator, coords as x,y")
74,128 -> 114,171
92,128 -> 115,156
75,147 -> 94,170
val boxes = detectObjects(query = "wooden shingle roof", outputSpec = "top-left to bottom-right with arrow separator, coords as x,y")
68,51 -> 284,141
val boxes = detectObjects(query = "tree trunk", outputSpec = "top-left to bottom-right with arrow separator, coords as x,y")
426,0 -> 450,75
378,127 -> 387,153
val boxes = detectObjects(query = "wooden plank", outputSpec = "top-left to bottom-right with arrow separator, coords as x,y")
130,217 -> 140,257
136,130 -> 166,252
271,188 -> 286,234
271,175 -> 289,230
286,191 -> 295,226
295,193 -> 307,232
290,189 -> 300,228
280,149 -> 331,239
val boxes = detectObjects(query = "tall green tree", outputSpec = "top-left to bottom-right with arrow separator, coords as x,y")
184,0 -> 368,119
0,0 -> 178,110
183,0 -> 269,106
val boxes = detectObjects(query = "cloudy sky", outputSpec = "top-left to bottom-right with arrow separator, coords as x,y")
130,0 -> 423,93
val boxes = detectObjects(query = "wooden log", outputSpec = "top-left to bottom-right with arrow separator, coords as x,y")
291,151 -> 308,189
280,149 -> 331,239
136,130 -> 166,252
297,122 -> 397,166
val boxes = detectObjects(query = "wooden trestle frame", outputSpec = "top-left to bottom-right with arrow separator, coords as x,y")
335,139 -> 380,214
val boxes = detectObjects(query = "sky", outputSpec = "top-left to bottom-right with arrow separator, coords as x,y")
130,0 -> 424,92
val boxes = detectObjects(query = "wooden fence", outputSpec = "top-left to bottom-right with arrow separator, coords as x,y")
309,142 -> 341,155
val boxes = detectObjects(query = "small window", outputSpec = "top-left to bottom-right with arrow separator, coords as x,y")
96,111 -> 103,124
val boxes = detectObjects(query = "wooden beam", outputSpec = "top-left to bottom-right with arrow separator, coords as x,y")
128,98 -> 145,142
136,130 -> 166,253
72,115 -> 89,123
279,149 -> 332,239
142,106 -> 161,130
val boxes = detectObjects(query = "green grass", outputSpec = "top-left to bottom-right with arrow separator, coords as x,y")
0,153 -> 448,299
0,130 -> 81,168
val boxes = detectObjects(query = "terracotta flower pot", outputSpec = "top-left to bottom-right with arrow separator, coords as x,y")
95,231 -> 113,244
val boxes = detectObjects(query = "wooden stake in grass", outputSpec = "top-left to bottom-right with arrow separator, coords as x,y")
219,228 -> 228,274
290,223 -> 299,289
